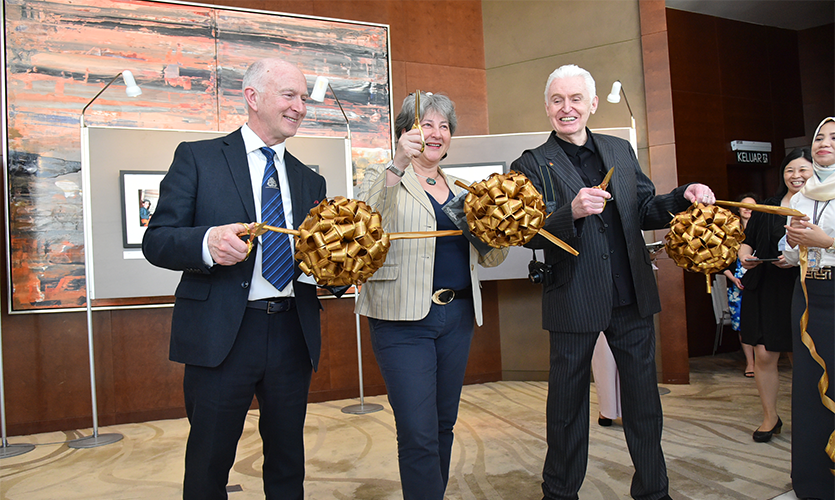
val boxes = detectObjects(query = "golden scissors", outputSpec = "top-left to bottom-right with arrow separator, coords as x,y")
595,167 -> 614,208
411,90 -> 425,153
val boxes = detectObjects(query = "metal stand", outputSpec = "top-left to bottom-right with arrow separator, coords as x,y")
67,124 -> 123,449
342,291 -> 383,415
1,318 -> 35,458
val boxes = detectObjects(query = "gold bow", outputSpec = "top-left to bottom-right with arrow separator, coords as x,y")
665,203 -> 745,292
238,196 -> 462,286
454,171 -> 578,256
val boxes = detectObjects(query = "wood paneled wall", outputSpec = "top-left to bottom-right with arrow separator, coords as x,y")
665,8 -> 811,357
3,0 -> 497,436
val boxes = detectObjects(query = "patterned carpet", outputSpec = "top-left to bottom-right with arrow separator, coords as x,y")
1,354 -> 795,499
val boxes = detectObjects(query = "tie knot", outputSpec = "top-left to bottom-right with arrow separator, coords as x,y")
260,147 -> 275,163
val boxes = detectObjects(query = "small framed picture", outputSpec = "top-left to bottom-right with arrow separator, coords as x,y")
119,171 -> 166,248
440,162 -> 506,184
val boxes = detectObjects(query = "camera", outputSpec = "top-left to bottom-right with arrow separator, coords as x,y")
528,250 -> 553,285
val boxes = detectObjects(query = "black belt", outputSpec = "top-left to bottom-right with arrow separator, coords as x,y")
247,297 -> 295,314
805,266 -> 833,280
431,286 -> 472,305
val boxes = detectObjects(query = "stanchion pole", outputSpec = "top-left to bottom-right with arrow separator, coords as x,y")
342,289 -> 383,415
0,317 -> 35,458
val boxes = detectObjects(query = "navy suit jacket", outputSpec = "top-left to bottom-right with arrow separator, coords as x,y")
142,128 -> 327,369
511,131 -> 691,333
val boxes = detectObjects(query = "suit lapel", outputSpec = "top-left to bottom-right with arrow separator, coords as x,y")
401,169 -> 434,215
222,130 -> 256,223
284,151 -> 309,230
595,136 -> 621,198
542,136 -> 586,195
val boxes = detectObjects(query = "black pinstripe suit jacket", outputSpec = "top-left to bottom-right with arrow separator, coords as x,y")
511,131 -> 691,333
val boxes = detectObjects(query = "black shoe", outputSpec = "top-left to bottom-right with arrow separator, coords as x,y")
598,416 -> 613,427
752,417 -> 782,442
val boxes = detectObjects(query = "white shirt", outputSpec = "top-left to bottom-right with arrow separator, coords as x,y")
202,124 -> 295,299
783,192 -> 835,268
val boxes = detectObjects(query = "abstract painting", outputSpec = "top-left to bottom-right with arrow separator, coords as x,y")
2,0 -> 392,310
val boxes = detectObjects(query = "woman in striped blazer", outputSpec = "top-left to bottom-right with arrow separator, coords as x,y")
355,92 -> 507,500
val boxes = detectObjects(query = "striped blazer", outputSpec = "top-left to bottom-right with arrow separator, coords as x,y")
510,131 -> 692,333
355,164 -> 507,325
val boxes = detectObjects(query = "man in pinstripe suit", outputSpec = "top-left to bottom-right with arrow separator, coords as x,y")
511,64 -> 715,500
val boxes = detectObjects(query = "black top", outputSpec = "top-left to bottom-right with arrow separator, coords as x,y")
554,132 -> 636,307
429,191 -> 470,291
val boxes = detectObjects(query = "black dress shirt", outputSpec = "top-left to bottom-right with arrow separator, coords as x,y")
553,131 -> 637,307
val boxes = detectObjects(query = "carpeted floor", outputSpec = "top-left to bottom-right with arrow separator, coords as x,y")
1,353 -> 795,499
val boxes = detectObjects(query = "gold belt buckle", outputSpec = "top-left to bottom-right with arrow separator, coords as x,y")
431,289 -> 455,305
806,267 -> 832,280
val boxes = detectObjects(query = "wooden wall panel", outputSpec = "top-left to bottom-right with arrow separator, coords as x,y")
3,0 -> 495,436
665,8 -> 807,357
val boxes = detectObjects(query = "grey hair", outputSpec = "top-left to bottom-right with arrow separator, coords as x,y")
393,92 -> 457,140
543,64 -> 596,104
242,59 -> 271,95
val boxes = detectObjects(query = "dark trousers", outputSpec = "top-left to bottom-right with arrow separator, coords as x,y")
182,306 -> 312,500
791,278 -> 835,500
368,298 -> 475,500
543,304 -> 668,500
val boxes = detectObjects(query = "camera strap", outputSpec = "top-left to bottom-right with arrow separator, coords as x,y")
527,148 -> 557,214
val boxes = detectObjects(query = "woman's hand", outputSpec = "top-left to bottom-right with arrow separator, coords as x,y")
393,128 -> 425,167
723,270 -> 743,289
738,244 -> 759,270
771,255 -> 793,269
785,217 -> 835,249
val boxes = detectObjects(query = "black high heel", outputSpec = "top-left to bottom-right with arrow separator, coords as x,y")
752,417 -> 782,442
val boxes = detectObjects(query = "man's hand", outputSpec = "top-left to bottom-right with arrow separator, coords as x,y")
683,183 -> 716,205
208,223 -> 251,266
571,187 -> 611,220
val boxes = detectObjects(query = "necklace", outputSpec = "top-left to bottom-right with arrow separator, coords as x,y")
414,170 -> 439,186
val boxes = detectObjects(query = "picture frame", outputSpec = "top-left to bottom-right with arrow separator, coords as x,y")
440,162 -> 507,183
119,170 -> 166,249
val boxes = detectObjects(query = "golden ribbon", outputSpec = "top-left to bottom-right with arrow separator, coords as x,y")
238,196 -> 462,286
715,200 -> 805,218
454,171 -> 578,256
797,246 -> 835,474
665,203 -> 745,292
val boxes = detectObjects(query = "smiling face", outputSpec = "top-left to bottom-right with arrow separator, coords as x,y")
812,120 -> 835,168
545,75 -> 598,145
783,157 -> 813,195
411,109 -> 451,168
739,197 -> 755,222
244,60 -> 308,146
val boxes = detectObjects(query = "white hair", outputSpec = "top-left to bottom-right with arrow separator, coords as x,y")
543,64 -> 596,104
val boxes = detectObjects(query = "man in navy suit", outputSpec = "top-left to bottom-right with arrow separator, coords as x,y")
511,64 -> 715,500
143,58 -> 326,500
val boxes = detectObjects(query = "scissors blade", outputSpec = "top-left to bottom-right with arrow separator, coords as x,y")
411,90 -> 425,152
596,167 -> 614,191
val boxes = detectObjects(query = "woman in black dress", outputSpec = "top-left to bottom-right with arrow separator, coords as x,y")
738,147 -> 813,442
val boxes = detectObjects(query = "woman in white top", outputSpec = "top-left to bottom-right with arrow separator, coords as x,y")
783,116 -> 835,500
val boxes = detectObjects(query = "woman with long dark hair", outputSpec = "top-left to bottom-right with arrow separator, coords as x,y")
738,147 -> 813,442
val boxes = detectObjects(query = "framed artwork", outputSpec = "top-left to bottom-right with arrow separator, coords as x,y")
119,171 -> 165,248
441,162 -> 507,184
2,0 -> 393,311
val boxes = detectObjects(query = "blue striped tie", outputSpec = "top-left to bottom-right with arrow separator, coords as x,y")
260,147 -> 294,291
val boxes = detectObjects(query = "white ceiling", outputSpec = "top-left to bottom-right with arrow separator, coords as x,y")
666,0 -> 834,30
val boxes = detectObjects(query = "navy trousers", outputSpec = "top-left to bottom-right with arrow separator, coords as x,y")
543,304 -> 668,500
182,305 -> 312,500
369,298 -> 475,500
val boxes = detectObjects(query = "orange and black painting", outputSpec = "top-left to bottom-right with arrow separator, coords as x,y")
3,0 -> 392,310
